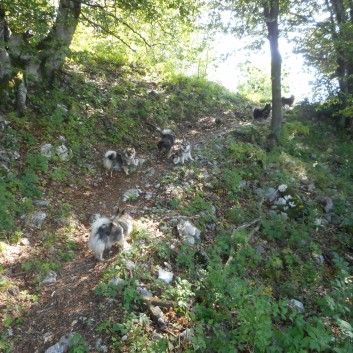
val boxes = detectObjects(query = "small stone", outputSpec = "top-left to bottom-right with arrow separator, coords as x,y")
44,333 -> 75,353
108,278 -> 124,286
41,271 -> 57,286
152,332 -> 164,341
180,329 -> 193,341
25,211 -> 47,229
158,269 -> 174,284
256,245 -> 265,254
123,189 -> 140,202
278,184 -> 288,192
288,299 -> 305,313
145,192 -> 154,200
164,262 -> 173,270
264,187 -> 277,201
137,287 -> 153,298
177,220 -> 201,243
43,332 -> 54,344
32,199 -> 50,207
41,143 -> 53,158
123,260 -> 136,270
313,254 -> 325,265
95,338 -> 108,353
56,145 -> 69,161
20,238 -> 31,246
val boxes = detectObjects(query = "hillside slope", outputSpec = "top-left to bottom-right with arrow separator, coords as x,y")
1,61 -> 353,353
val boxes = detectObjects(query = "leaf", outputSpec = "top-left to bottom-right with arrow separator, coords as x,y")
336,319 -> 353,339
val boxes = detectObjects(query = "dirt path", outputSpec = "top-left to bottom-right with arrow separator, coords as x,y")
9,112 -> 243,352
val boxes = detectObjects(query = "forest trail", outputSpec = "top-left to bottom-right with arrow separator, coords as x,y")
9,111 -> 246,352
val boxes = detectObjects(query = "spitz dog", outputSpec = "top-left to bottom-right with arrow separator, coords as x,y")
88,208 -> 133,261
281,95 -> 295,107
157,129 -> 175,159
103,147 -> 138,177
173,140 -> 193,164
253,103 -> 271,120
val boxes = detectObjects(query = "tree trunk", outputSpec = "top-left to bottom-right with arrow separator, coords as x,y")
0,8 -> 12,107
36,0 -> 82,81
264,0 -> 282,140
0,0 -> 82,113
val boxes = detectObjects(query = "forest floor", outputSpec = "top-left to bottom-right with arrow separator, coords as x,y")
1,108 -> 245,352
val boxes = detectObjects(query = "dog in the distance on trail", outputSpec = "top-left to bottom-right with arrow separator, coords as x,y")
172,140 -> 193,164
253,103 -> 272,120
88,208 -> 133,261
103,147 -> 138,177
157,129 -> 175,159
281,95 -> 295,107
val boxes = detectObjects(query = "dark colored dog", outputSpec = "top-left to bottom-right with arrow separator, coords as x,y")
281,95 -> 295,107
253,103 -> 271,119
157,129 -> 175,159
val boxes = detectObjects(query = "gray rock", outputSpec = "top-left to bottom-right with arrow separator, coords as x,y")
158,269 -> 174,284
256,245 -> 265,254
144,167 -> 156,177
152,332 -> 164,341
313,254 -> 325,265
123,260 -> 136,270
41,143 -> 54,158
25,211 -> 47,229
264,187 -> 278,201
9,151 -> 20,160
288,299 -> 305,313
56,104 -> 69,114
137,287 -> 153,298
32,199 -> 50,207
56,145 -> 69,161
108,278 -> 124,286
20,238 -> 31,246
44,332 -> 75,353
95,338 -> 108,353
41,271 -> 57,286
123,188 -> 141,202
145,192 -> 154,200
323,197 -> 334,213
180,329 -> 193,341
177,220 -> 201,244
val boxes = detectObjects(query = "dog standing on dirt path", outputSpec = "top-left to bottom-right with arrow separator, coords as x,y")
103,148 -> 138,177
88,208 -> 133,261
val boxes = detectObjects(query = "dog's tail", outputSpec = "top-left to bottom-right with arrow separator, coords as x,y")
89,216 -> 112,260
104,150 -> 117,160
161,128 -> 174,137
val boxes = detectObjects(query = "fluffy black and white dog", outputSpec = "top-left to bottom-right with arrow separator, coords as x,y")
103,148 -> 138,177
253,103 -> 272,120
281,95 -> 295,107
88,208 -> 133,261
157,129 -> 175,159
173,140 -> 193,164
